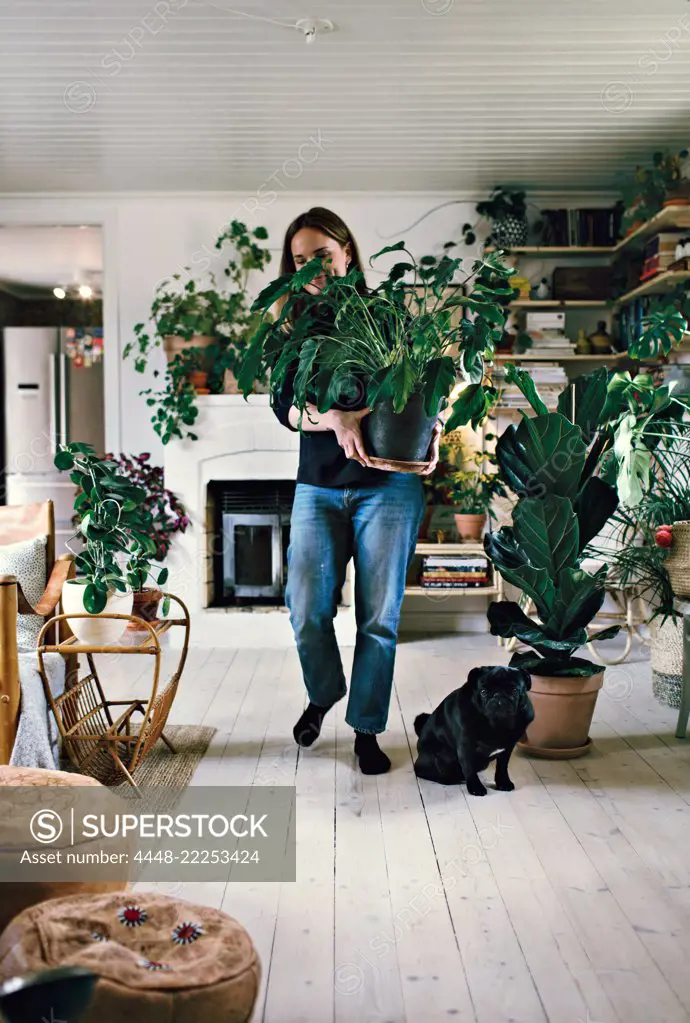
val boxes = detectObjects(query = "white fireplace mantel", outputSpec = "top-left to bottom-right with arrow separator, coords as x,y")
163,394 -> 356,647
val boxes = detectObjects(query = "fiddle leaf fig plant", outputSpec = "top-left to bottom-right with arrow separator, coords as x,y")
239,244 -> 514,433
54,443 -> 169,614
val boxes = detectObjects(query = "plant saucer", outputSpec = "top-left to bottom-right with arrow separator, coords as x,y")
367,455 -> 433,475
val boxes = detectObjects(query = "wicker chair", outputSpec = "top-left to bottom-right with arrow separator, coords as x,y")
0,501 -> 75,763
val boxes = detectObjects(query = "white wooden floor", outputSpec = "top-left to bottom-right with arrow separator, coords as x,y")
104,634 -> 690,1023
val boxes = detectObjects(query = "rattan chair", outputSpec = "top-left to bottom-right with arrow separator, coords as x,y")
0,501 -> 75,763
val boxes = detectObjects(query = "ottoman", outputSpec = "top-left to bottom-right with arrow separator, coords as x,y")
0,891 -> 260,1023
0,765 -> 129,934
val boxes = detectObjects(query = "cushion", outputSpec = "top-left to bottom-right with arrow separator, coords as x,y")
0,535 -> 47,649
0,766 -> 129,934
0,892 -> 260,1023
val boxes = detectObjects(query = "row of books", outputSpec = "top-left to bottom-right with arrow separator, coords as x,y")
419,554 -> 491,589
539,206 -> 623,248
495,361 -> 567,410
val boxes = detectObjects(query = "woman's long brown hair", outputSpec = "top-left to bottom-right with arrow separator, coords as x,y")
277,207 -> 368,323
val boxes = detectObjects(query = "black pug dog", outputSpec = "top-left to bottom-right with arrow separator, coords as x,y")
413,666 -> 534,797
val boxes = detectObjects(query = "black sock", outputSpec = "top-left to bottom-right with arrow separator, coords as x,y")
293,701 -> 331,748
354,732 -> 391,775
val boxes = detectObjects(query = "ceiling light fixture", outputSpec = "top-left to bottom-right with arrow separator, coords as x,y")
295,17 -> 334,44
53,287 -> 66,299
78,284 -> 92,299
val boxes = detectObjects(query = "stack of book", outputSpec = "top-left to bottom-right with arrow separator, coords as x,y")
640,232 -> 686,281
539,206 -> 622,247
419,553 -> 491,589
496,361 -> 567,410
524,311 -> 575,358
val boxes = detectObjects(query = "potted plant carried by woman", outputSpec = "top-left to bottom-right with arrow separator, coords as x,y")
54,443 -> 169,645
239,245 -> 515,464
104,452 -> 188,629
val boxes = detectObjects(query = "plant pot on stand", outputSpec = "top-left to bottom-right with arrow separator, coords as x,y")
453,512 -> 487,542
128,587 -> 163,632
163,334 -> 215,368
61,579 -> 134,646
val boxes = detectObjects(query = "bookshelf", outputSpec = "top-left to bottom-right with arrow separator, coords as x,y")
488,246 -> 614,256
508,299 -> 610,309
612,205 -> 690,255
404,543 -> 502,598
614,269 -> 690,306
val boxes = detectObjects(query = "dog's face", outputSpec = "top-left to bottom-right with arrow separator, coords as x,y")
467,666 -> 531,724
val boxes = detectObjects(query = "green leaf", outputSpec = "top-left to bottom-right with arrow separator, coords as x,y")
445,384 -> 493,431
574,476 -> 619,550
613,413 -> 652,507
508,651 -> 604,678
556,368 -> 609,444
370,241 -> 407,262
484,527 -> 555,621
54,450 -> 75,471
250,273 -> 294,312
390,357 -> 416,413
421,357 -> 456,416
83,583 -> 107,614
496,413 -> 586,500
503,363 -> 549,416
546,565 -> 607,638
513,494 -> 579,577
486,600 -> 548,648
157,567 -> 169,586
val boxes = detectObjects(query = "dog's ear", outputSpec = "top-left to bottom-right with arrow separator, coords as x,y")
520,669 -> 532,691
468,667 -> 488,688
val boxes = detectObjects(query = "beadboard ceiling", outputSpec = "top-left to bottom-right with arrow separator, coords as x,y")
1,0 -> 689,193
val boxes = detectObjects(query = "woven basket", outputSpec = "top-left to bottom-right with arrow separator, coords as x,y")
649,599 -> 690,708
665,520 -> 690,598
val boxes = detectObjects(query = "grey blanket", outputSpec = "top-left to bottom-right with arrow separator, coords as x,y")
10,651 -> 65,770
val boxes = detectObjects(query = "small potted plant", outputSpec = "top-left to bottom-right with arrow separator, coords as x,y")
446,452 -> 507,542
54,443 -> 169,645
104,453 -> 188,629
240,245 -> 515,464
462,187 -> 529,248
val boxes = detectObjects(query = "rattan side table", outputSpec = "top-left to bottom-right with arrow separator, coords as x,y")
36,593 -> 191,791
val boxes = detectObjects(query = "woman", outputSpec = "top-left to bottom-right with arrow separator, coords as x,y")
272,207 -> 441,774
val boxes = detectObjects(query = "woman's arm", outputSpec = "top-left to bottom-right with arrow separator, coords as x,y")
288,404 -> 375,467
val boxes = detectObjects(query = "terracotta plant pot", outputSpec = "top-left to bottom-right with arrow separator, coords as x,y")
127,587 -> 162,631
163,334 -> 215,369
188,370 -> 208,393
518,670 -> 604,758
453,512 -> 487,542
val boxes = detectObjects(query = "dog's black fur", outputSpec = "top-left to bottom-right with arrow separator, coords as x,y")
413,666 -> 534,796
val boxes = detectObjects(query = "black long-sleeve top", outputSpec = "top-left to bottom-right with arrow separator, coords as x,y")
271,362 -> 389,488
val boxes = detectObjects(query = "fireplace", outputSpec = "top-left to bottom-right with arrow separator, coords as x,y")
208,479 -> 295,606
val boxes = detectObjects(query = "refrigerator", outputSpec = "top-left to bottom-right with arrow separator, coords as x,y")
1,326 -> 104,551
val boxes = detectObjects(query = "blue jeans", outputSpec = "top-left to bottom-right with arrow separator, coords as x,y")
285,474 -> 425,734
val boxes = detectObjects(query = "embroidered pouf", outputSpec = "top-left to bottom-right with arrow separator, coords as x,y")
0,765 -> 129,935
0,891 -> 261,1023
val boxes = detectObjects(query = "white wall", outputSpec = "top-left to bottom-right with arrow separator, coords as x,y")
0,189 -> 617,460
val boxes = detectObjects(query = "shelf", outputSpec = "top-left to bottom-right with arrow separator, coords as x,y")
508,299 -> 610,309
613,205 -> 690,255
488,246 -> 615,256
614,269 -> 690,306
415,542 -> 486,555
497,355 -> 615,363
404,585 -> 498,597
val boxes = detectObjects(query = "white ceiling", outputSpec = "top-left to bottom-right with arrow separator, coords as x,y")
0,0 -> 689,193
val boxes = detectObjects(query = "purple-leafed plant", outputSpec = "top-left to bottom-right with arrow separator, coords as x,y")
105,452 -> 188,566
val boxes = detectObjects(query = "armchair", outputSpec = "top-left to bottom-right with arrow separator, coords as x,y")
0,501 -> 75,764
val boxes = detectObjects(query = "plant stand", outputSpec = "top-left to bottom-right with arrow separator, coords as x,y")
36,594 -> 191,792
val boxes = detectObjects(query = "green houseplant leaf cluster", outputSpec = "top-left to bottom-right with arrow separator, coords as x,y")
239,244 -> 515,433
123,220 -> 272,444
485,366 -> 621,678
54,443 -> 173,614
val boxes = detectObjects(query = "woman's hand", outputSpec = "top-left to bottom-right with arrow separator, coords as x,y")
420,421 -> 443,477
324,408 -> 374,466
